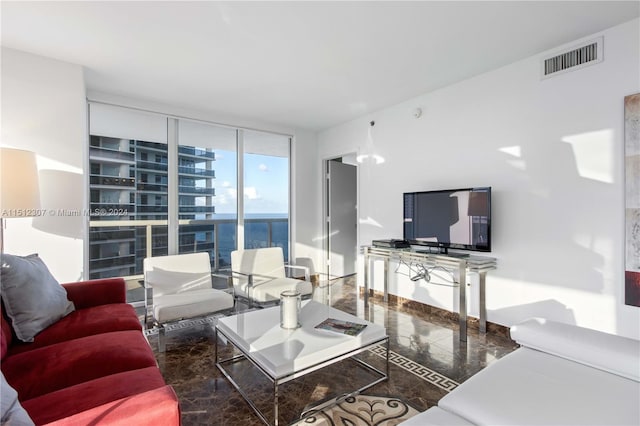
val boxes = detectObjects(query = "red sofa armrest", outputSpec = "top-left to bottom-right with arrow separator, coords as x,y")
42,385 -> 181,426
61,278 -> 127,309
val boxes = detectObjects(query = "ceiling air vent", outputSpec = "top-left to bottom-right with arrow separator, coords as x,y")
541,36 -> 603,79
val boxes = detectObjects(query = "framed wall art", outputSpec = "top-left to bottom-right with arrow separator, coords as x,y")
625,93 -> 640,307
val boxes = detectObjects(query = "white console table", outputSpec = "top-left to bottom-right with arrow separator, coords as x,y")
362,246 -> 497,342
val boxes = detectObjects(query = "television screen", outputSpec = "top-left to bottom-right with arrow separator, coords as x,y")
403,187 -> 491,253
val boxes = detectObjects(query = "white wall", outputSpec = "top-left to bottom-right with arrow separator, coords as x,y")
318,19 -> 640,338
292,129 -> 324,274
1,47 -> 86,282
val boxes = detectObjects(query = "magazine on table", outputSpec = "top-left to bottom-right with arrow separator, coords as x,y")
314,317 -> 367,336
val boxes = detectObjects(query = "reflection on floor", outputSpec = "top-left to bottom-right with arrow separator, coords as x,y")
144,277 -> 518,426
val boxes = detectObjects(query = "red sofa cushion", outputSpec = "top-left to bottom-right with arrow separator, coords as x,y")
21,367 -> 168,425
61,278 -> 126,309
7,303 -> 141,356
2,330 -> 157,400
40,385 -> 180,426
1,306 -> 13,361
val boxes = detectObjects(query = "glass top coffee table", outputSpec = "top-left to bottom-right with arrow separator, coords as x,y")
215,300 -> 389,425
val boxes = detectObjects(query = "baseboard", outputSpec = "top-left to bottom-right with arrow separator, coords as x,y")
359,287 -> 510,339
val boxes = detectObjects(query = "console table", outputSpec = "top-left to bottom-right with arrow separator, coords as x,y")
362,246 -> 497,341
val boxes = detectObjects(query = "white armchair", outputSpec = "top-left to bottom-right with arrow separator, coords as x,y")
144,252 -> 235,352
230,247 -> 312,306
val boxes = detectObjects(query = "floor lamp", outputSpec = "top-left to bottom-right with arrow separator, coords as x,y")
0,148 -> 41,254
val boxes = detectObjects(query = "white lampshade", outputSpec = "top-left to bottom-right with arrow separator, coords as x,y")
0,148 -> 41,217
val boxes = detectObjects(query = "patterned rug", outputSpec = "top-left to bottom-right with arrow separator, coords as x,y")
293,395 -> 420,426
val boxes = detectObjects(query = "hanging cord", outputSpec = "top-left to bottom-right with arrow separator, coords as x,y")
410,263 -> 430,282
395,259 -> 459,286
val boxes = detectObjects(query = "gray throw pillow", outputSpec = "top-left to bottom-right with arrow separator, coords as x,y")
1,371 -> 34,425
0,253 -> 75,342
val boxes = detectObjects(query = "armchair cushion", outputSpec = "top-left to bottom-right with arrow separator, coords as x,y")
153,288 -> 234,323
144,252 -> 213,297
231,247 -> 287,280
0,253 -> 75,342
235,277 -> 312,303
231,247 -> 312,303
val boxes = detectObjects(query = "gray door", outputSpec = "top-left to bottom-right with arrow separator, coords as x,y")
327,159 -> 357,278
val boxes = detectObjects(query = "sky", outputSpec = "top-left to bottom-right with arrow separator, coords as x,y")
212,150 -> 289,216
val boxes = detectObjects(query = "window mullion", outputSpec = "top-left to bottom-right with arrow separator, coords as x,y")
237,129 -> 244,250
167,118 -> 179,255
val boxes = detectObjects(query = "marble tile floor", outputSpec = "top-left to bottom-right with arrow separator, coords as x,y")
143,277 -> 518,425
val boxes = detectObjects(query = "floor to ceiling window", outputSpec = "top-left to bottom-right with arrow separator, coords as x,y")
88,104 -> 170,281
243,130 -> 290,259
176,120 -> 237,269
87,103 -> 291,302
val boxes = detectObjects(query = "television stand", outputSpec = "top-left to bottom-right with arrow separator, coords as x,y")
362,245 -> 497,341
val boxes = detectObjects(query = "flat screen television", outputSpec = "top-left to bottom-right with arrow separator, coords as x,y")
403,187 -> 491,253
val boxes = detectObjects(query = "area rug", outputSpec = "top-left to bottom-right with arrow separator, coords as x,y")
292,395 -> 420,426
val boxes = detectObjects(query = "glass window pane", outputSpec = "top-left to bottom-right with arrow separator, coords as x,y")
88,136 -> 169,290
243,130 -> 290,259
177,121 -> 237,270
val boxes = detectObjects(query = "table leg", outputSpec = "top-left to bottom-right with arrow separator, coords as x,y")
364,250 -> 370,307
383,257 -> 389,303
479,271 -> 487,334
459,266 -> 467,342
274,381 -> 279,426
385,338 -> 390,377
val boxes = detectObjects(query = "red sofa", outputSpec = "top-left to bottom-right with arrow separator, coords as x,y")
1,277 -> 180,425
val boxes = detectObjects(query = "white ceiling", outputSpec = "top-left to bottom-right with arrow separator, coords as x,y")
2,1 -> 638,131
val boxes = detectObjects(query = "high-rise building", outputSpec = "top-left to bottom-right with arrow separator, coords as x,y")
88,136 -> 215,279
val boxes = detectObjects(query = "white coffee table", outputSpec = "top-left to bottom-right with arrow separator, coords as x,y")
215,300 -> 389,426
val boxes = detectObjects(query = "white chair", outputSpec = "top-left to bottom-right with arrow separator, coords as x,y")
230,247 -> 312,306
144,252 -> 235,352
